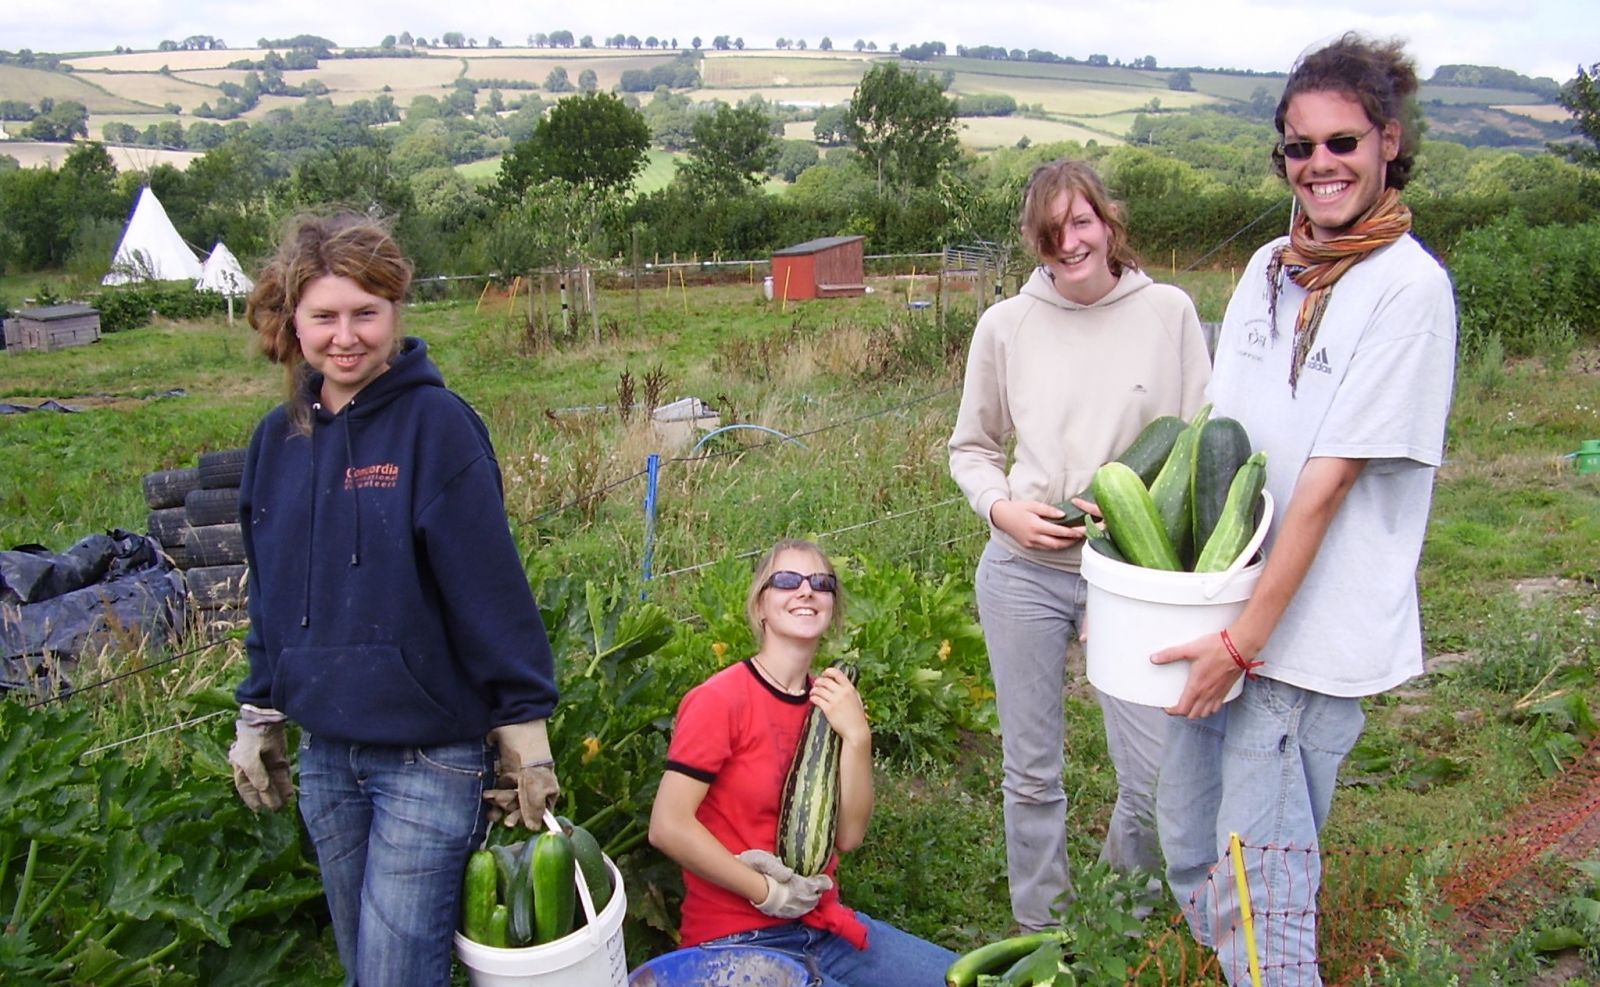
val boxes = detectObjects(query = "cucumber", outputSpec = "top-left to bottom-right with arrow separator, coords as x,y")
1146,404 -> 1210,564
945,931 -> 1067,987
999,938 -> 1065,986
490,843 -> 521,910
485,904 -> 510,949
531,829 -> 578,944
1049,415 -> 1186,527
461,850 -> 498,944
558,817 -> 613,915
509,837 -> 537,946
1190,416 -> 1253,555
1090,462 -> 1181,571
1194,452 -> 1268,572
776,661 -> 860,876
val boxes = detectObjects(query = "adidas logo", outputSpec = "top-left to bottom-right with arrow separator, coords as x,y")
1306,347 -> 1333,374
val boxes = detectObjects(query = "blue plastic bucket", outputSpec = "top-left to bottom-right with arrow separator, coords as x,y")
627,946 -> 809,987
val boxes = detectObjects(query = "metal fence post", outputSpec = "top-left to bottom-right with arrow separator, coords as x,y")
640,453 -> 661,598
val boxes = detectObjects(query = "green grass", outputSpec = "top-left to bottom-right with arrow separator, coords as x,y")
5,278 -> 1599,982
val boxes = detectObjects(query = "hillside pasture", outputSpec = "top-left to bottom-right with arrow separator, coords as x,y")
454,46 -> 657,60
699,55 -> 873,88
0,64 -> 152,113
1491,102 -> 1571,123
72,71 -> 222,112
1182,71 -> 1282,103
274,58 -> 466,92
699,85 -> 857,108
65,49 -> 251,72
2,140 -> 203,171
941,57 -> 1162,88
956,115 -> 1124,150
962,76 -> 1214,116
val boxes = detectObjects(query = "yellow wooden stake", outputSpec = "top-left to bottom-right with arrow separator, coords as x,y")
780,267 -> 792,313
474,279 -> 492,315
679,267 -> 689,315
1229,832 -> 1263,987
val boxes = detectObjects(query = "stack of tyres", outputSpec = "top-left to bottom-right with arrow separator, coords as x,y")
184,448 -> 248,622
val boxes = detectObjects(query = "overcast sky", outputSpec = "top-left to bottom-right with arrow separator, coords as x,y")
3,0 -> 1595,85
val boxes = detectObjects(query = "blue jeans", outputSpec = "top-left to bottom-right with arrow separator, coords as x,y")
975,538 -> 1169,929
1157,677 -> 1365,987
703,913 -> 956,987
298,734 -> 493,987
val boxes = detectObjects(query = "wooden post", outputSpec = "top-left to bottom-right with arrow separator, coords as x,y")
587,266 -> 600,345
632,228 -> 642,329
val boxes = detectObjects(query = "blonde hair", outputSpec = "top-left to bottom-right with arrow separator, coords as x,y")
745,538 -> 843,643
246,213 -> 413,433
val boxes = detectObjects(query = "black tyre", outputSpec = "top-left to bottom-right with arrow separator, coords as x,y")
184,523 -> 246,567
147,506 -> 190,548
143,467 -> 201,509
163,542 -> 191,570
185,487 -> 239,527
186,564 -> 248,610
198,448 -> 248,490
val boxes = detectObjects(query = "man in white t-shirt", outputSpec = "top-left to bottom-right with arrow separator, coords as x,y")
1150,33 -> 1457,986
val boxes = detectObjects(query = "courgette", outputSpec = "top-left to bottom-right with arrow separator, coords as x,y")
461,849 -> 498,944
1190,416 -> 1253,555
1194,452 -> 1268,573
999,939 -> 1065,986
945,931 -> 1067,987
1091,462 -> 1181,571
558,817 -> 613,915
1049,415 -> 1186,527
1081,516 -> 1126,563
485,904 -> 510,949
509,837 -> 537,946
489,843 -> 521,911
531,829 -> 578,944
1146,404 -> 1210,564
776,660 -> 860,877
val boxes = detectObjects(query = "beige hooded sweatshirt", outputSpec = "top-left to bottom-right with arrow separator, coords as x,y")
948,265 -> 1212,572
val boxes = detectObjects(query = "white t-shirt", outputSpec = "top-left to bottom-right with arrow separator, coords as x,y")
1209,234 -> 1457,697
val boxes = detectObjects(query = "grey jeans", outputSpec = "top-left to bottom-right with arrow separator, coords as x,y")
975,538 -> 1168,930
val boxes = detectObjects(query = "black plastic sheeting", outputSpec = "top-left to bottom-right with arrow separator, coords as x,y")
0,530 -> 186,696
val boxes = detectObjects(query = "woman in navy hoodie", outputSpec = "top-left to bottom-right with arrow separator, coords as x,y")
226,213 -> 560,985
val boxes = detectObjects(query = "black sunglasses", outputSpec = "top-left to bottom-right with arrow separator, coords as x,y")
1278,125 -> 1377,160
764,570 -> 839,594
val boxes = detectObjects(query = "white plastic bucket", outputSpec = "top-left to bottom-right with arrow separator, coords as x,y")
455,817 -> 629,987
762,276 -> 774,300
1081,491 -> 1274,708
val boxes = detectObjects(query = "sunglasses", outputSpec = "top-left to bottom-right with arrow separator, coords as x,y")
764,570 -> 839,594
1278,125 -> 1377,160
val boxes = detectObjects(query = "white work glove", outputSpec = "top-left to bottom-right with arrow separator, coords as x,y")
738,849 -> 834,919
484,719 -> 560,830
228,704 -> 294,812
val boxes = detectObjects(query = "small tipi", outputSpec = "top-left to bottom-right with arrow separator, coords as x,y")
196,242 -> 254,297
102,187 -> 203,285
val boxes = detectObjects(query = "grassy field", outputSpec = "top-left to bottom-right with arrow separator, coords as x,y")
0,63 -> 153,112
1,140 -> 202,170
3,271 -> 1598,981
73,71 -> 222,111
955,115 -> 1124,150
699,54 -> 877,88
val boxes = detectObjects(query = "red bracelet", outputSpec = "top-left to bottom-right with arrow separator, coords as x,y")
1220,629 -> 1264,678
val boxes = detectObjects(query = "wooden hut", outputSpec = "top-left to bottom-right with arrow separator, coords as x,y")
770,236 -> 866,301
5,305 -> 102,353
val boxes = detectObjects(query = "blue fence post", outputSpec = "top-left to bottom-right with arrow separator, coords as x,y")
640,453 -> 661,598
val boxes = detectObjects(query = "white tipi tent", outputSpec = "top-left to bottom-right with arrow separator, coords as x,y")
196,242 -> 254,296
102,187 -> 203,285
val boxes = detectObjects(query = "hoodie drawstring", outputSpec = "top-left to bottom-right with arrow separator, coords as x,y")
342,401 -> 362,568
301,404 -> 321,627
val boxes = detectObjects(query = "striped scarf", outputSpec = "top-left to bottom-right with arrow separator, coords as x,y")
1265,187 -> 1412,393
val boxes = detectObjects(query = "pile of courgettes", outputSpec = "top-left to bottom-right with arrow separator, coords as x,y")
945,930 -> 1076,986
459,817 -> 614,949
1072,404 -> 1267,573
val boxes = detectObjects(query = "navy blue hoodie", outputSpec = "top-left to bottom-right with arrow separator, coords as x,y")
235,337 -> 557,746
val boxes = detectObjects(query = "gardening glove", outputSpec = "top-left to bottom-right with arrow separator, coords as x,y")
738,849 -> 834,919
484,719 -> 560,831
228,704 -> 293,812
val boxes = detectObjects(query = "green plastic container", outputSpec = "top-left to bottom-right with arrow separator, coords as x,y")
1572,440 -> 1600,475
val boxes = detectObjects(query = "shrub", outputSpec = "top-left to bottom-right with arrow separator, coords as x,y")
1449,217 -> 1600,356
93,283 -> 232,333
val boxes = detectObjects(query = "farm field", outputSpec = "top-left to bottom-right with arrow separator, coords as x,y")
0,139 -> 202,171
0,63 -> 152,112
955,115 -> 1125,149
703,84 -> 856,108
70,71 -> 222,111
1,274 -> 1597,982
699,54 -> 877,88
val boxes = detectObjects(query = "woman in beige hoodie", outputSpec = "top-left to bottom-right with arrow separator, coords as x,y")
948,158 -> 1211,930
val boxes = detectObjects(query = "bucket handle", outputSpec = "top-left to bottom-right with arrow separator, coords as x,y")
544,809 -> 606,947
1200,490 -> 1274,600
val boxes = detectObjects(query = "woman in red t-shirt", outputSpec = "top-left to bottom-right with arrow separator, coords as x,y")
648,539 -> 955,985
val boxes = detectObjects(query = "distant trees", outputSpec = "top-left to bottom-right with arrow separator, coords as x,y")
681,104 -> 780,195
496,91 -> 650,197
1552,63 -> 1600,167
1168,69 -> 1194,92
24,100 -> 89,141
545,66 -> 574,92
845,62 -> 959,194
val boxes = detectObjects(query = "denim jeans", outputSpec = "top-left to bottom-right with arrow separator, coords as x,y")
1156,677 -> 1365,987
702,913 -> 956,987
975,538 -> 1168,929
298,733 -> 493,987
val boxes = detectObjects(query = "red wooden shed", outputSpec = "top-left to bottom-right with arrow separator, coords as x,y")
770,235 -> 866,301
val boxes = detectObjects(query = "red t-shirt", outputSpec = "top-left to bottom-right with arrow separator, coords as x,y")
664,660 -> 868,948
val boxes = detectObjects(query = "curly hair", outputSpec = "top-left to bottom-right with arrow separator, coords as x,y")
1017,157 -> 1142,277
1271,32 -> 1422,191
246,213 -> 413,433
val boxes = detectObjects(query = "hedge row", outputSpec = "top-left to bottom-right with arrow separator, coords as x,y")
92,283 -> 235,334
1450,217 -> 1600,356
